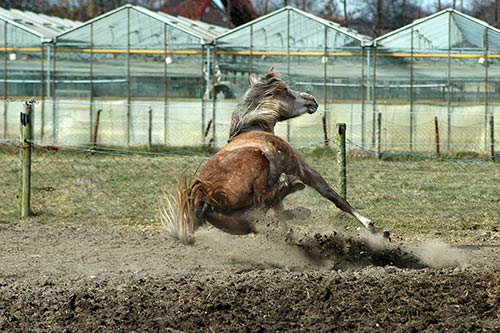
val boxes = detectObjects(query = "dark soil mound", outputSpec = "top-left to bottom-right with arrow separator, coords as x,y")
289,231 -> 427,269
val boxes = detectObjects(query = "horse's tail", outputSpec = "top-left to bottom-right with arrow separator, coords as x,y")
159,173 -> 198,245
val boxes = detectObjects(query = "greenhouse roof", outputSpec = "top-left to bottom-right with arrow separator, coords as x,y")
375,8 -> 500,50
215,6 -> 372,49
56,4 -> 226,44
0,7 -> 79,41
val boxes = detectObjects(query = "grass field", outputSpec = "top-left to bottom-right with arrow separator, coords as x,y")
1,145 -> 499,240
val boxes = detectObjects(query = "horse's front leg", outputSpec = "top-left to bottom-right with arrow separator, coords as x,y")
297,158 -> 381,233
253,172 -> 312,220
254,173 -> 304,209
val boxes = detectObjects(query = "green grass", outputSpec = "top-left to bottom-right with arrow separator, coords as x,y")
1,146 -> 499,240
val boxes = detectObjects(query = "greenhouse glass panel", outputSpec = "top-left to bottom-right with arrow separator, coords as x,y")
1,21 -> 44,98
374,9 -> 500,153
53,4 -> 218,146
0,21 -> 44,140
489,55 -> 500,154
0,8 -> 79,142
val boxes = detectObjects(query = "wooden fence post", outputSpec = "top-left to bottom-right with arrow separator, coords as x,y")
19,98 -> 34,217
490,114 -> 495,160
434,116 -> 440,157
92,109 -> 102,149
336,123 -> 347,200
148,107 -> 152,150
376,111 -> 382,159
322,116 -> 329,146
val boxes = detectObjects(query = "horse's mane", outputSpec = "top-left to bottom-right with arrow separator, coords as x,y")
228,71 -> 288,139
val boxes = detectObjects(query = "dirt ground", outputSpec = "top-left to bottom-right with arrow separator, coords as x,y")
1,221 -> 500,332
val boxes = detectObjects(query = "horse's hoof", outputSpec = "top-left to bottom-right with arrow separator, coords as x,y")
279,173 -> 305,192
368,223 -> 391,241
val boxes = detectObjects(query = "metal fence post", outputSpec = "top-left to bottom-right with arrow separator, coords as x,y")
336,123 -> 347,200
19,98 -> 34,217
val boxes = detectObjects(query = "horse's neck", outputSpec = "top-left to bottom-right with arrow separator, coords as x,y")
229,121 -> 276,142
245,123 -> 275,134
229,106 -> 280,139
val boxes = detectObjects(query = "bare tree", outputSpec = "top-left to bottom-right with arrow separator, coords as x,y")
343,0 -> 348,26
350,0 -> 428,37
375,0 -> 382,36
470,0 -> 500,28
322,0 -> 340,21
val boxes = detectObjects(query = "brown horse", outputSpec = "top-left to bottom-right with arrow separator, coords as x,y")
183,68 -> 383,237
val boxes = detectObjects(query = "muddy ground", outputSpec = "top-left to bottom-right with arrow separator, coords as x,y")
1,222 -> 500,332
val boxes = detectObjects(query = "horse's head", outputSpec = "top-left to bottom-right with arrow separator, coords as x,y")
229,68 -> 318,138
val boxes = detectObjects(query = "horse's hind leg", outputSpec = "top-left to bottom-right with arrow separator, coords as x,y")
195,173 -> 306,235
196,202 -> 255,235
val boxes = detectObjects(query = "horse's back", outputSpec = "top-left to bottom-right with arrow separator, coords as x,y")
194,131 -> 302,210
225,131 -> 301,176
194,131 -> 299,208
195,144 -> 270,210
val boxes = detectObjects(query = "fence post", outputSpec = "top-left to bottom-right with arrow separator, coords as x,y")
336,123 -> 347,200
92,109 -> 101,149
434,116 -> 440,157
148,107 -> 152,150
19,98 -> 34,217
376,111 -> 382,159
322,116 -> 329,146
491,114 -> 495,160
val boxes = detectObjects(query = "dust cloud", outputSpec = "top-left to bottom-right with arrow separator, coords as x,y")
194,215 -> 468,270
357,229 -> 467,268
195,227 -> 319,270
405,239 -> 468,268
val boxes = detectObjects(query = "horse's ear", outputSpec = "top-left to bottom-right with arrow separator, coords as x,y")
248,74 -> 257,86
268,67 -> 274,74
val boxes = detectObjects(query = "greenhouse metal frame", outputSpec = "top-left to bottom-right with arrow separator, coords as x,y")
212,6 -> 373,147
373,8 -> 500,153
0,7 -> 79,141
52,4 -> 226,146
0,5 -> 498,155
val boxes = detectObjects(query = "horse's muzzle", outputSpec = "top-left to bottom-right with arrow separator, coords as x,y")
305,95 -> 319,114
298,92 -> 318,114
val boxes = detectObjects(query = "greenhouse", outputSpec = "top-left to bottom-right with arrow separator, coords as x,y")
374,8 -> 500,153
51,4 -> 226,146
212,6 -> 372,147
0,5 -> 498,154
0,7 -> 79,140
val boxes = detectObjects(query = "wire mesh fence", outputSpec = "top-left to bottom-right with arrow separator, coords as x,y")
0,142 -> 210,224
0,140 -> 19,220
1,130 -> 499,235
3,98 -> 499,155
